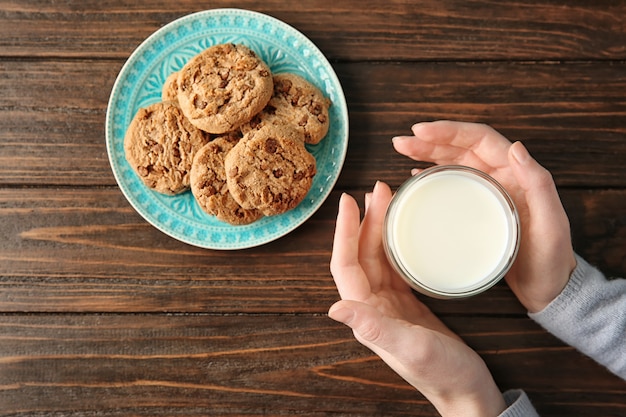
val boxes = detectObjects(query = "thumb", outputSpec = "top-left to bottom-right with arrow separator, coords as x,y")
328,300 -> 424,358
507,141 -> 576,311
508,141 -> 568,227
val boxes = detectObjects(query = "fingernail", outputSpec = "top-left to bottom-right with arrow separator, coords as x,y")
411,122 -> 428,135
511,141 -> 531,165
364,192 -> 372,212
392,136 -> 407,143
328,306 -> 355,325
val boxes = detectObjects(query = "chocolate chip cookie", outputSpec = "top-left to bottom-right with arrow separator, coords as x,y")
124,101 -> 209,195
190,132 -> 263,225
176,43 -> 273,134
225,125 -> 316,216
162,71 -> 180,103
241,73 -> 331,144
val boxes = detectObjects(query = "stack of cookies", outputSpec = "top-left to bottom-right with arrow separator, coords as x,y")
124,43 -> 332,225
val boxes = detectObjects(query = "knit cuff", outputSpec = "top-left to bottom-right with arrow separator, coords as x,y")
498,389 -> 540,417
529,253 -> 590,319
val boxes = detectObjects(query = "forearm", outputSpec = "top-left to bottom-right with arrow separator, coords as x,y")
529,254 -> 626,379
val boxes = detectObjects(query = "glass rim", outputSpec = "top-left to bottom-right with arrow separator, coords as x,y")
383,165 -> 521,299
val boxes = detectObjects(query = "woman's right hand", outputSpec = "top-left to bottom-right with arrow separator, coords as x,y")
392,121 -> 577,312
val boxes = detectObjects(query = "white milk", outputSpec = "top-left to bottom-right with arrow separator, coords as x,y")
383,166 -> 519,298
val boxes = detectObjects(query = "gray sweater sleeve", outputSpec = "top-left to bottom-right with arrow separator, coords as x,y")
498,390 -> 540,417
528,253 -> 626,379
498,254 -> 625,416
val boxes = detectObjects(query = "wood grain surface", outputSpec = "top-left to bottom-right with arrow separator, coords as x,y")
1,1 -> 625,416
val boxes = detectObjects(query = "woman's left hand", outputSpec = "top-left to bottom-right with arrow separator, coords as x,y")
329,181 -> 507,417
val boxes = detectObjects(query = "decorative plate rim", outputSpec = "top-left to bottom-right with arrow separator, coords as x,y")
105,8 -> 348,250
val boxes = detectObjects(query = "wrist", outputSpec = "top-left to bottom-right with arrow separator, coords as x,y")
427,377 -> 507,417
431,389 -> 507,417
522,253 -> 577,314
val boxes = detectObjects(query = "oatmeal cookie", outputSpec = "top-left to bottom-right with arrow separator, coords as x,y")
124,101 -> 209,195
177,43 -> 273,134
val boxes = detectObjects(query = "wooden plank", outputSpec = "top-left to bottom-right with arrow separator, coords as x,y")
1,60 -> 625,187
0,187 -> 623,313
0,1 -> 624,60
0,314 -> 624,416
0,59 -> 120,186
338,60 -> 626,188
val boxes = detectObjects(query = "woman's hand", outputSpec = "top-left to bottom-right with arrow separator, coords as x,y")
329,181 -> 507,417
392,120 -> 577,312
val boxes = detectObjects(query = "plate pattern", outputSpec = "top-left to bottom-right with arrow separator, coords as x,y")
106,9 -> 348,249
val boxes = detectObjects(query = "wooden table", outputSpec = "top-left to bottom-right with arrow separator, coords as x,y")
1,1 -> 625,416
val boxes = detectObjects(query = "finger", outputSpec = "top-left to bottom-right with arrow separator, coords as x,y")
359,182 -> 392,259
329,193 -> 372,301
412,121 -> 511,160
358,181 -> 393,290
393,121 -> 512,170
364,191 -> 372,214
393,134 -> 476,164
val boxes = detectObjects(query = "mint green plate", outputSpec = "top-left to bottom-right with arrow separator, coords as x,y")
106,9 -> 348,249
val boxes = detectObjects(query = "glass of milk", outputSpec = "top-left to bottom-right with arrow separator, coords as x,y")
383,165 -> 520,299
